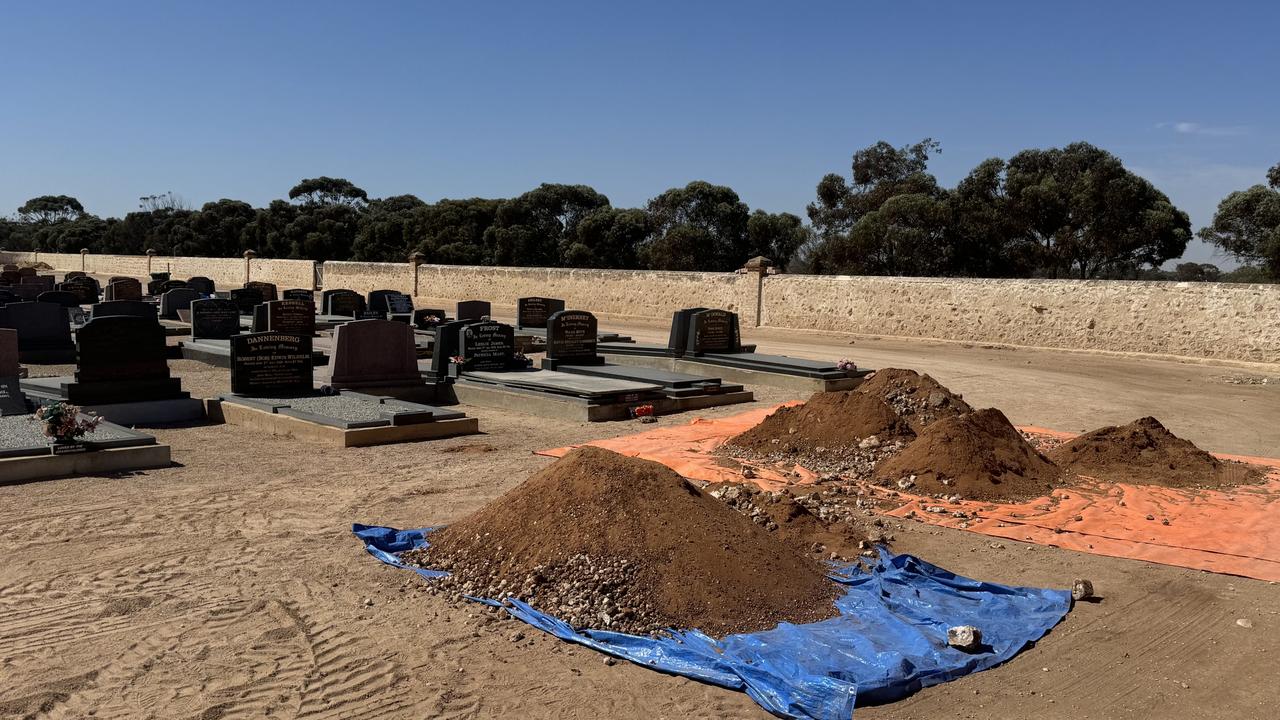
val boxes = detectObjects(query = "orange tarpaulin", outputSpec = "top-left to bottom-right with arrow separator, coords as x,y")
538,408 -> 1280,581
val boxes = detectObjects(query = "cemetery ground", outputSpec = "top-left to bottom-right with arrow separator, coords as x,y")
1,330 -> 1277,719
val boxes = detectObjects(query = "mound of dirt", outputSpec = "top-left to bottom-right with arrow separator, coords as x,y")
856,368 -> 973,433
403,447 -> 841,637
1048,417 -> 1263,488
727,390 -> 913,454
876,408 -> 1061,501
708,483 -> 870,561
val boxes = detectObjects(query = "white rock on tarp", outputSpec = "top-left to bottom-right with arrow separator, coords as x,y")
1072,579 -> 1095,601
947,625 -> 982,652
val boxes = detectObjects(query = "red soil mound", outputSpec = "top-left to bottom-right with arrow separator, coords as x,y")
856,368 -> 973,433
727,390 -> 913,454
876,408 -> 1061,501
406,447 -> 840,636
1048,416 -> 1264,488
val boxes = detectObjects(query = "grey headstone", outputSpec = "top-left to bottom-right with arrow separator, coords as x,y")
159,287 -> 202,319
517,297 -> 565,329
323,319 -> 421,388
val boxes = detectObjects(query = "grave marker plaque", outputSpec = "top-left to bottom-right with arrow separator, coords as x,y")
230,332 -> 313,396
282,288 -> 314,302
187,276 -> 216,295
456,300 -> 490,322
105,278 -> 143,301
159,287 -> 202,319
460,321 -> 517,372
545,310 -> 602,367
687,309 -> 741,354
230,288 -> 264,315
516,297 -> 565,329
265,299 -> 316,336
190,298 -> 241,340
244,281 -> 278,302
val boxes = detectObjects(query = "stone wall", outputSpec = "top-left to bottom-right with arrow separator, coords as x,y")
5,251 -> 1276,364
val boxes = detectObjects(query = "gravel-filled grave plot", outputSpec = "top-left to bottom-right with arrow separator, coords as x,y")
222,392 -> 463,429
0,414 -> 154,458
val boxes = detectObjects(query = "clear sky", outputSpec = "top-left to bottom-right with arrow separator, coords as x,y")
1,0 -> 1276,266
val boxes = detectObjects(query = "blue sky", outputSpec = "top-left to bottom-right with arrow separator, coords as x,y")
1,1 -> 1276,266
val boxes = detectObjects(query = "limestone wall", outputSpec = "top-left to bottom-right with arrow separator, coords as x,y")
4,250 -> 1276,364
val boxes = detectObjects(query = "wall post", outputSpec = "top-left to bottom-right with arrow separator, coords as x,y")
80,248 -> 88,272
409,252 -> 424,296
742,256 -> 773,327
145,248 -> 156,276
243,249 -> 256,285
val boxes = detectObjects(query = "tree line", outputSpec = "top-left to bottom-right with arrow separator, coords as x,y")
2,142 -> 1276,282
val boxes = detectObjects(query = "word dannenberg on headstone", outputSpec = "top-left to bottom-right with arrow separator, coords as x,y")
190,298 -> 241,340
544,310 -> 602,368
230,332 -> 313,396
516,297 -> 566,329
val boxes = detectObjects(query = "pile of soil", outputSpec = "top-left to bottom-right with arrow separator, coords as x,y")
856,368 -> 973,433
1048,417 -> 1264,488
875,408 -> 1062,501
708,483 -> 870,561
727,390 -> 913,454
403,447 -> 841,637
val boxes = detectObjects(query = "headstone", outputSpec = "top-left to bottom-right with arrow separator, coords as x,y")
1,264 -> 16,272
458,321 -> 518,372
20,275 -> 55,292
323,319 -> 421,388
159,287 -> 202,319
0,329 -> 25,415
190,298 -> 241,340
517,297 -> 566,329
686,309 -> 741,354
320,288 -> 354,312
264,299 -> 316,336
544,310 -> 602,368
428,320 -> 468,377
666,307 -> 707,355
186,276 -> 216,295
61,315 -> 187,404
0,271 -> 21,285
414,309 -> 448,329
104,278 -> 143,301
244,281 -> 278,302
10,285 -> 41,301
0,302 -> 76,363
108,275 -> 134,285
456,300 -> 491,322
17,267 -> 36,278
63,271 -> 86,280
230,288 -> 264,315
58,277 -> 99,304
325,290 -> 365,317
0,290 -> 18,306
36,291 -> 81,308
90,300 -> 158,320
150,272 -> 171,282
148,278 -> 186,295
367,289 -> 413,316
282,288 -> 314,302
230,332 -> 314,396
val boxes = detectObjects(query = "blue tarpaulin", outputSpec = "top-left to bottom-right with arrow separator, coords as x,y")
353,523 -> 1071,719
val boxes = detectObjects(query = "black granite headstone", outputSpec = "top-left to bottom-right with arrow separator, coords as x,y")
36,291 -> 80,308
104,278 -> 143,301
264,299 -> 316,336
414,309 -> 448,329
62,315 -> 187,404
428,320 -> 468,376
190,298 -> 241,340
230,288 -> 264,315
666,307 -> 708,356
326,291 -> 365,317
230,332 -> 313,396
366,289 -> 400,314
456,300 -> 491,322
544,310 -> 602,368
459,321 -> 517,372
0,301 -> 76,363
282,288 -> 314,302
244,281 -> 278,302
386,293 -> 414,315
21,275 -> 55,292
0,271 -> 21,285
159,287 -> 202,319
187,276 -> 216,295
58,277 -> 99,304
63,271 -> 86,280
90,300 -> 158,320
516,297 -> 566,329
686,309 -> 741,354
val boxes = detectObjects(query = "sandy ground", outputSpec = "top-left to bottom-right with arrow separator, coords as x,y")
1,328 -> 1278,720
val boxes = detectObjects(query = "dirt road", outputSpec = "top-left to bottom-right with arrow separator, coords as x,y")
1,334 -> 1277,719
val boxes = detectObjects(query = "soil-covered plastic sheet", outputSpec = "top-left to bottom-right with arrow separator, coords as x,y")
539,408 -> 1280,581
354,524 -> 1070,720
